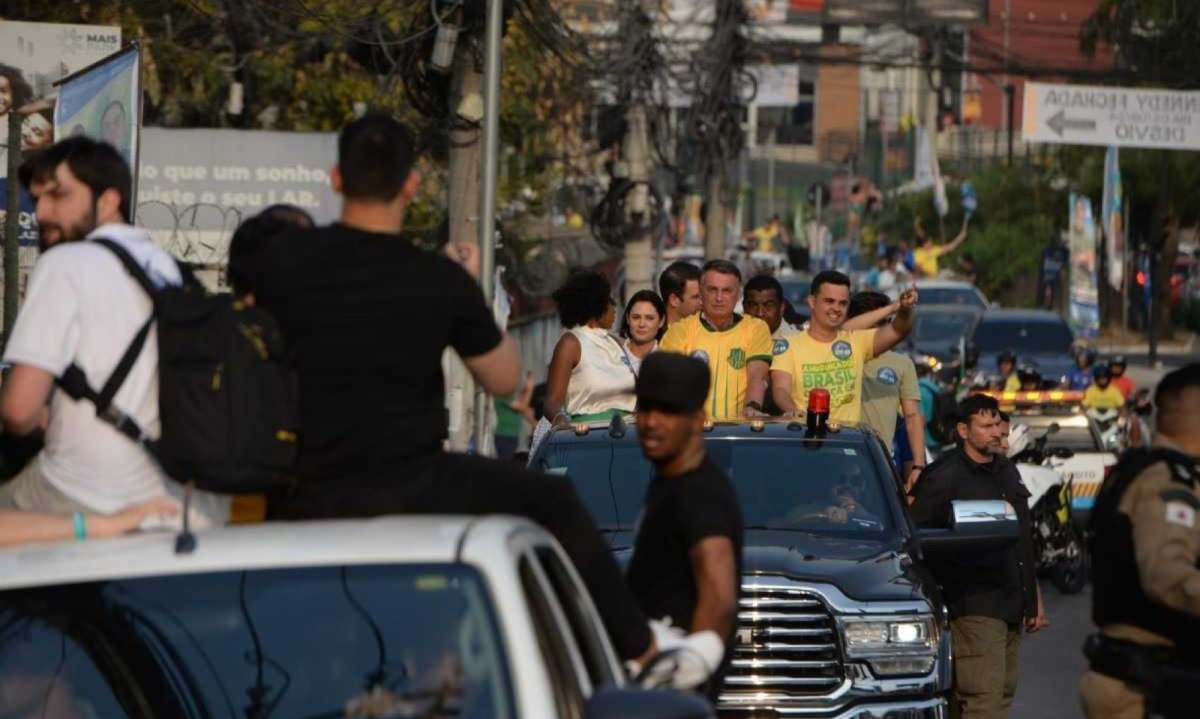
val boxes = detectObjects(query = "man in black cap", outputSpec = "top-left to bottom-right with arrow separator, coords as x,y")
626,352 -> 744,699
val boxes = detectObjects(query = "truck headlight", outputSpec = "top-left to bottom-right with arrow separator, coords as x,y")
839,616 -> 938,676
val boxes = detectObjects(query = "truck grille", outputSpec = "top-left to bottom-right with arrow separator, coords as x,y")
723,583 -> 844,701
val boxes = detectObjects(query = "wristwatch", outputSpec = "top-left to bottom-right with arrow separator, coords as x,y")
744,400 -> 764,412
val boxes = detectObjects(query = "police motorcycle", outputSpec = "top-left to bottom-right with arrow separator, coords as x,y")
1009,422 -> 1089,594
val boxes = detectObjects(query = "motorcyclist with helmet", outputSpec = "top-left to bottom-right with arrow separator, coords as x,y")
996,350 -> 1020,391
1108,355 -> 1136,400
1068,347 -> 1097,391
1084,366 -> 1126,411
1016,362 -> 1043,391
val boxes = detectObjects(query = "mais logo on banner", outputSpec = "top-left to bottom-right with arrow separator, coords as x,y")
61,27 -> 121,54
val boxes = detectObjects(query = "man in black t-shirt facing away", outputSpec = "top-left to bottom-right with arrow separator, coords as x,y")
254,114 -> 665,670
627,353 -> 744,698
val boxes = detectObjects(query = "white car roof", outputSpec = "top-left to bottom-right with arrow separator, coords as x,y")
0,515 -> 531,591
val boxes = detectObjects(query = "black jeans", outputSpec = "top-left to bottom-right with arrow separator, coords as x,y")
270,451 -> 652,661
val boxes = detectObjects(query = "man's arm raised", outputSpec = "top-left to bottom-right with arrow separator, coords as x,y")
871,287 -> 918,359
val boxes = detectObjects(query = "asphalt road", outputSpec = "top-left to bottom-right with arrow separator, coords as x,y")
1011,581 -> 1092,718
1010,345 -> 1198,718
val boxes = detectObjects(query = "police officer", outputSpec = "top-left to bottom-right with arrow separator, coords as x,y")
1081,363 -> 1200,719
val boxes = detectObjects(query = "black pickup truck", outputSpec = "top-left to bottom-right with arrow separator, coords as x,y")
532,417 -> 1015,719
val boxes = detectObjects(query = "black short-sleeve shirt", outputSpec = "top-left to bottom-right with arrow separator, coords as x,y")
254,223 -> 502,482
625,455 -> 744,632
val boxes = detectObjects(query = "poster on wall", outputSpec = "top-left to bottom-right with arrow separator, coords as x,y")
0,20 -> 122,246
1068,192 -> 1100,339
136,127 -> 339,273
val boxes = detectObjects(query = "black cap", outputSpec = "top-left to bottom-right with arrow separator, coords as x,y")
636,353 -> 710,414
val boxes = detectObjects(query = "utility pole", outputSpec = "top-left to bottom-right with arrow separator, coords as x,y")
623,104 -> 654,298
705,174 -> 726,261
611,0 -> 659,298
445,32 -> 484,453
3,111 -> 20,347
1149,150 -> 1170,367
471,0 -> 504,454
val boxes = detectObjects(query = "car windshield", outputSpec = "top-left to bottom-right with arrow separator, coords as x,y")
918,287 -> 985,308
0,564 -> 514,719
537,438 -> 894,538
1013,416 -> 1101,452
913,311 -> 976,346
973,318 -> 1074,354
779,280 -> 811,308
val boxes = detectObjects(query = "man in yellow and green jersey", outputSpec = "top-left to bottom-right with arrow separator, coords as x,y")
660,259 -> 773,420
771,271 -> 918,425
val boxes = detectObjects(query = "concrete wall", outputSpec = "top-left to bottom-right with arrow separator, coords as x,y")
815,43 -> 862,161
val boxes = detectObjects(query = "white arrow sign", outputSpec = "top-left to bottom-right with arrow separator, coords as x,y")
1023,82 -> 1200,151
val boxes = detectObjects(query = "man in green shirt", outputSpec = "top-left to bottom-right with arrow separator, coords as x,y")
849,292 -> 925,492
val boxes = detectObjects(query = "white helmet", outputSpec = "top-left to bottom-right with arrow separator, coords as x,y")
1006,423 -> 1031,458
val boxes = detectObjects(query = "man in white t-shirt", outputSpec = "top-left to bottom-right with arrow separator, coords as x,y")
0,137 -> 227,526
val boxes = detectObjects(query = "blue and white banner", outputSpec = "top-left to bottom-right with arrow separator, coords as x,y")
54,43 -> 140,180
1101,146 -> 1124,292
1068,192 -> 1100,338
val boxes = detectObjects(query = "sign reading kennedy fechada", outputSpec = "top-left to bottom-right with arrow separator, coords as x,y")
1023,81 -> 1200,151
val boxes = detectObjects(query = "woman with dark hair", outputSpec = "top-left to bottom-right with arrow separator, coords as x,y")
227,204 -> 314,302
618,289 -> 665,373
542,270 -> 635,427
0,64 -> 33,118
0,64 -> 33,170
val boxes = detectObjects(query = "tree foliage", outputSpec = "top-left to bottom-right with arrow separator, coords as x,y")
1082,0 -> 1200,88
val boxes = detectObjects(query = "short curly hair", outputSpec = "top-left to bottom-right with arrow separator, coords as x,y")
553,270 -> 612,328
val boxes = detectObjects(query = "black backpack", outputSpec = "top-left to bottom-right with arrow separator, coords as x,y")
55,239 -> 298,495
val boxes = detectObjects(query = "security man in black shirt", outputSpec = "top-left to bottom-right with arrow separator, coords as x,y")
627,352 -> 744,700
1081,363 -> 1200,719
908,393 -> 1043,719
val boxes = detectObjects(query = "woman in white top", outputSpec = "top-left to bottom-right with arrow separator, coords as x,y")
544,271 -> 637,426
618,289 -> 665,374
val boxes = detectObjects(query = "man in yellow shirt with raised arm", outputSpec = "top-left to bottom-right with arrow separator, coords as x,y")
770,271 -> 918,424
912,216 -> 969,278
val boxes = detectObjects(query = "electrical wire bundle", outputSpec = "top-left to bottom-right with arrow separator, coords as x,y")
589,178 -> 665,250
676,0 -> 755,186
